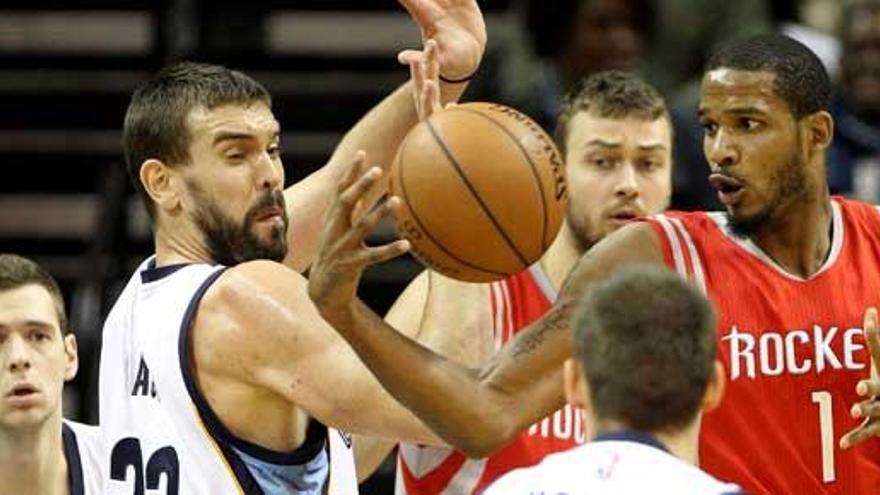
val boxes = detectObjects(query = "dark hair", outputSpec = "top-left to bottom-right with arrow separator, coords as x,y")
123,61 -> 271,218
525,0 -> 656,58
0,254 -> 68,334
839,0 -> 880,40
555,70 -> 669,154
572,264 -> 716,432
705,34 -> 831,118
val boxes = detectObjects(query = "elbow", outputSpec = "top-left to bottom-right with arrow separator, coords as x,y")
455,415 -> 521,459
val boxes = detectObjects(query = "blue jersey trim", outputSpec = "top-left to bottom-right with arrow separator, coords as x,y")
177,267 -> 327,493
593,430 -> 670,453
177,267 -> 263,494
62,422 -> 85,495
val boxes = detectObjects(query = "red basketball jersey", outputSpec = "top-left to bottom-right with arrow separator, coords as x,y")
647,197 -> 880,494
396,265 -> 585,494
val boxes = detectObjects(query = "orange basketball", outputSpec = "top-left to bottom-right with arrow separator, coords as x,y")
389,102 -> 567,282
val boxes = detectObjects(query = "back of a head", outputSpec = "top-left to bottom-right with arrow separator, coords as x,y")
705,34 -> 831,118
122,61 -> 271,219
572,264 -> 716,433
555,70 -> 668,154
0,254 -> 68,334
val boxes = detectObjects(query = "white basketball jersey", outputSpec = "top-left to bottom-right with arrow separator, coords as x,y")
328,428 -> 358,494
483,431 -> 744,495
99,258 -> 356,494
63,420 -> 105,495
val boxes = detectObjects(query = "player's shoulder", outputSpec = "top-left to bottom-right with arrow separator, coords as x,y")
611,441 -> 743,494
63,419 -> 100,439
833,195 -> 880,225
483,444 -> 586,494
210,259 -> 306,299
63,420 -> 106,495
485,440 -> 745,495
647,209 -> 719,232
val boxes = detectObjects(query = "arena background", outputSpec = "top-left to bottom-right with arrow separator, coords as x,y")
0,1 -> 866,492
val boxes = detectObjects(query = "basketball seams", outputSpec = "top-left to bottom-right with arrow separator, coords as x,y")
424,118 -> 531,269
450,106 -> 553,249
394,132 -> 509,279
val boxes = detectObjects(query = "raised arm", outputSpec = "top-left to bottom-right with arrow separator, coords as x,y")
282,0 -> 485,272
307,163 -> 668,456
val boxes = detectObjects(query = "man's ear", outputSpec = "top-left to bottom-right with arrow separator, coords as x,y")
701,360 -> 726,413
564,358 -> 588,410
63,333 -> 79,382
803,110 -> 834,152
140,159 -> 181,213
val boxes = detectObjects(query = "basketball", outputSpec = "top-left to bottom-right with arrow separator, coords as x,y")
389,102 -> 567,283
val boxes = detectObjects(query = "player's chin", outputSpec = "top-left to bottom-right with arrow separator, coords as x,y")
0,405 -> 48,427
603,216 -> 639,233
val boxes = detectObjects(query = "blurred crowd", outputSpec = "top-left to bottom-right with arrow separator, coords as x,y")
469,0 -> 880,211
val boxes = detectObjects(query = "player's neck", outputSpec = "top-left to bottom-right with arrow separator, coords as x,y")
748,192 -> 832,279
154,219 -> 215,267
0,418 -> 68,495
591,417 -> 701,465
540,222 -> 585,291
651,420 -> 701,466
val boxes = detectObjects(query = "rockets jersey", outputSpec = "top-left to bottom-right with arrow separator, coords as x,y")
396,264 -> 585,494
483,430 -> 744,495
99,257 -> 357,494
647,197 -> 880,494
63,420 -> 105,495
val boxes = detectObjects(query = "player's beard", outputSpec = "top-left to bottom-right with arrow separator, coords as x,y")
728,137 -> 811,239
192,190 -> 289,266
565,205 -> 602,253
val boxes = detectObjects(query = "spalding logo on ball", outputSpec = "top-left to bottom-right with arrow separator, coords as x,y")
390,102 -> 567,283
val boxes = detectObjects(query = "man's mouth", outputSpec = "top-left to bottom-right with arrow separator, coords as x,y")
7,384 -> 37,397
607,209 -> 643,224
709,174 -> 745,205
5,383 -> 40,407
256,207 -> 284,222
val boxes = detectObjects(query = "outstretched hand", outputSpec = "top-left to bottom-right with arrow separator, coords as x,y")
307,151 -> 410,318
398,0 -> 486,82
403,38 -> 443,120
841,307 -> 880,449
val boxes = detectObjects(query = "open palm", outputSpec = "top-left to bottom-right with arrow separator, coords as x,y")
399,0 -> 486,80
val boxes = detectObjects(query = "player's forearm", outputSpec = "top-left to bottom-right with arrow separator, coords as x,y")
331,79 -> 467,179
324,298 -> 521,457
282,81 -> 467,272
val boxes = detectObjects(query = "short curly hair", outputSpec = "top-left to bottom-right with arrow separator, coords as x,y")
705,34 -> 831,118
555,70 -> 669,155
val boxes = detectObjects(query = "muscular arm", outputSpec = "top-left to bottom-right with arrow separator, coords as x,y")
355,270 -> 494,481
282,82 -> 468,273
281,0 -> 486,272
193,260 -> 442,446
354,270 -> 430,482
317,222 -> 667,457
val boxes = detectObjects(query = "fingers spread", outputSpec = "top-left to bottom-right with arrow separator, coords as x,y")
857,378 -> 880,398
851,398 -> 880,419
841,418 -> 880,449
339,167 -> 382,213
361,240 -> 411,267
338,151 -> 367,193
865,307 -> 880,370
